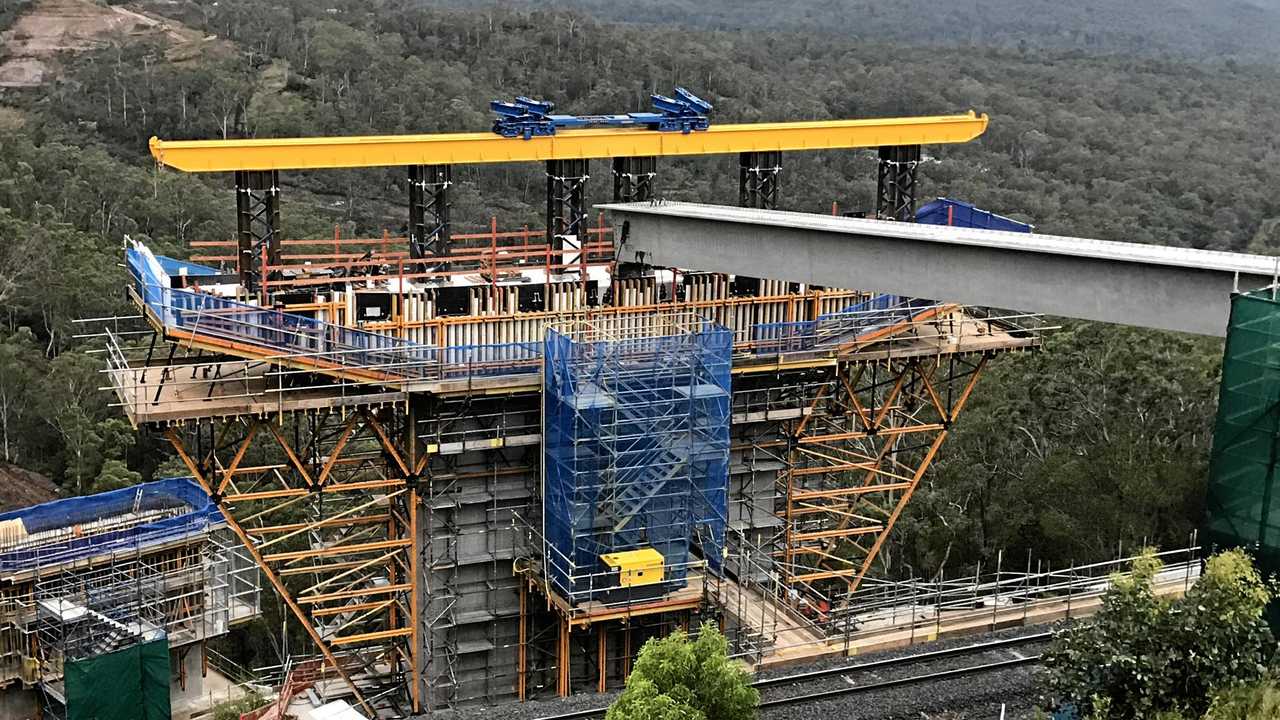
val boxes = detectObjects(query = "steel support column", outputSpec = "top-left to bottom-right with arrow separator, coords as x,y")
234,170 -> 280,297
408,164 -> 451,259
557,616 -> 571,697
612,156 -> 657,203
547,158 -> 590,253
876,145 -> 921,221
739,151 -> 781,209
597,625 -> 607,693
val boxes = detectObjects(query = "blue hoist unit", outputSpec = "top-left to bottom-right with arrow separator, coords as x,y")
490,87 -> 713,140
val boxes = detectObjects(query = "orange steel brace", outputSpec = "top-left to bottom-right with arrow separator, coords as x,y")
163,428 -> 379,717
215,421 -> 259,495
842,355 -> 989,592
406,400 -> 424,714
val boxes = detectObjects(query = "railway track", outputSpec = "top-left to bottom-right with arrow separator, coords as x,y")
532,631 -> 1051,720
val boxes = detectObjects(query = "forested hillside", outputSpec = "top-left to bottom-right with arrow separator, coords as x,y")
432,0 -> 1280,61
0,0 -> 1273,578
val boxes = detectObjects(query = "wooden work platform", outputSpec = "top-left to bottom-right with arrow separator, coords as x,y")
111,362 -> 406,426
520,567 -> 707,629
749,573 -> 1195,671
733,312 -> 1040,376
717,575 -> 826,656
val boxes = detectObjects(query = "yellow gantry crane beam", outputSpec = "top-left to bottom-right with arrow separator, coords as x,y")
149,111 -> 988,172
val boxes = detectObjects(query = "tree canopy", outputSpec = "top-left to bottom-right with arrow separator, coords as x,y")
1042,549 -> 1277,719
607,623 -> 758,720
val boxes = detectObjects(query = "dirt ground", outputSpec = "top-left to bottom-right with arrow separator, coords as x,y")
0,461 -> 59,513
0,0 -> 211,87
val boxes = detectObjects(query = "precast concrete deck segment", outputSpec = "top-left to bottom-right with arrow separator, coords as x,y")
600,201 -> 1280,336
147,112 -> 988,172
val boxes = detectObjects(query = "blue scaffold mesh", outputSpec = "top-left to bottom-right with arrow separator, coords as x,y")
0,478 -> 221,573
126,243 -> 542,381
750,294 -> 936,354
542,318 -> 731,604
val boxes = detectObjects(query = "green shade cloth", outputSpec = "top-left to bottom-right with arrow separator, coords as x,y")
65,638 -> 170,720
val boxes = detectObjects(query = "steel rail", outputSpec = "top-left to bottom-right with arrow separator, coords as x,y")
530,632 -> 1051,720
757,655 -> 1042,710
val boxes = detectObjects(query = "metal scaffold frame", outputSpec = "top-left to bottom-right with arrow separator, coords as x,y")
0,480 -> 261,704
541,312 -> 731,605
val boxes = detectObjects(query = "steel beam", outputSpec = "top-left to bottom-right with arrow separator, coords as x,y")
602,201 -> 1280,336
149,112 -> 989,172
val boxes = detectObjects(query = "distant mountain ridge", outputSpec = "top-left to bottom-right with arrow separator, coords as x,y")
426,0 -> 1280,62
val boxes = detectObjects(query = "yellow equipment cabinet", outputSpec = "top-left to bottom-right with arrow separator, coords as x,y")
600,548 -> 665,588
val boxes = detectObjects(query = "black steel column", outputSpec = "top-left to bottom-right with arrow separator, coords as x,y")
234,169 -> 281,296
546,158 -> 590,251
611,156 -> 657,203
738,151 -> 781,209
876,145 -> 921,221
408,165 -> 451,259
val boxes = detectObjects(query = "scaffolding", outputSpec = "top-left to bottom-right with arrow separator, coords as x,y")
0,479 -> 260,712
542,313 -> 731,605
94,227 -> 1049,714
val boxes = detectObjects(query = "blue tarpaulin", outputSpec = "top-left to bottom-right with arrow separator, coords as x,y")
0,478 -> 222,573
916,197 -> 1032,233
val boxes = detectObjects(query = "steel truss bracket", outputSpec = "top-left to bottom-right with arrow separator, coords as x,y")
739,151 -> 782,210
876,144 -> 921,221
780,355 -> 988,600
163,410 -> 421,718
409,164 -> 452,259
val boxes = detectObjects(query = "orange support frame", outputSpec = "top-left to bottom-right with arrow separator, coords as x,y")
164,406 -> 423,717
778,352 -> 990,597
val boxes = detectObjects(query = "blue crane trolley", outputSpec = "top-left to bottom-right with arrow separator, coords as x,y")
490,87 -> 713,140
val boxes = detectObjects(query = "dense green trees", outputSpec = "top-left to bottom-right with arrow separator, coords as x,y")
607,623 -> 758,720
1041,549 -> 1277,719
436,0 -> 1280,62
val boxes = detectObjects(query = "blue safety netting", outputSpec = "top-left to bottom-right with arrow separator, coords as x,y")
543,319 -> 730,604
0,478 -> 221,573
751,294 -> 937,353
126,242 -> 542,382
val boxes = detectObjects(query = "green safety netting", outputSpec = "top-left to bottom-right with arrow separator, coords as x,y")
1205,289 -> 1280,577
64,638 -> 170,720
